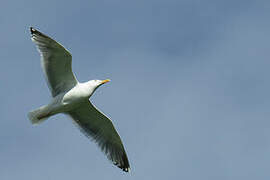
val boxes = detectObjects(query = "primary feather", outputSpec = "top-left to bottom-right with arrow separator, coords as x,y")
30,27 -> 78,97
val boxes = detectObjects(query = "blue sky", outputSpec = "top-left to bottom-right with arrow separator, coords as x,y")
1,0 -> 270,179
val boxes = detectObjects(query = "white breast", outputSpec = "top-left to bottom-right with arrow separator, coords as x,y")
62,83 -> 94,106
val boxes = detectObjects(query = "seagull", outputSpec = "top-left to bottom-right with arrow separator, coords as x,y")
28,27 -> 130,172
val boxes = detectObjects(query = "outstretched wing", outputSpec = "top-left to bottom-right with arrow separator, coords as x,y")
30,27 -> 78,97
67,100 -> 130,172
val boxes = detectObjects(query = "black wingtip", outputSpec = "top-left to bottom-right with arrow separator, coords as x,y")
30,27 -> 38,36
123,167 -> 130,172
117,153 -> 130,173
29,27 -> 49,39
118,165 -> 130,172
30,27 -> 35,34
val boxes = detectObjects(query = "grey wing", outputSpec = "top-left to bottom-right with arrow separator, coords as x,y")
67,100 -> 130,172
30,27 -> 78,97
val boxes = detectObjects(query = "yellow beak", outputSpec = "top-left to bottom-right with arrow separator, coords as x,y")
101,79 -> 111,84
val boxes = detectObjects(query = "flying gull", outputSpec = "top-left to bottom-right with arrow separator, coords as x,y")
28,27 -> 130,172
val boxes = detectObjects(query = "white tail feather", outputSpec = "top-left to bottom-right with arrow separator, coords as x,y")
28,106 -> 50,125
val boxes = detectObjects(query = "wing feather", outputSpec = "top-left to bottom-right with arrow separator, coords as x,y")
67,100 -> 130,172
30,27 -> 78,97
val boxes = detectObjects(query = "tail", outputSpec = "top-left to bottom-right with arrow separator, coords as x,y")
28,106 -> 51,125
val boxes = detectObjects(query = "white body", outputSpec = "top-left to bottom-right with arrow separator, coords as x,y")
28,81 -> 97,123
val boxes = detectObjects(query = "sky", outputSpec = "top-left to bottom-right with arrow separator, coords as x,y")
1,0 -> 270,179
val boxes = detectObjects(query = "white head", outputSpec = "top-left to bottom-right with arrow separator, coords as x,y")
85,79 -> 111,97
